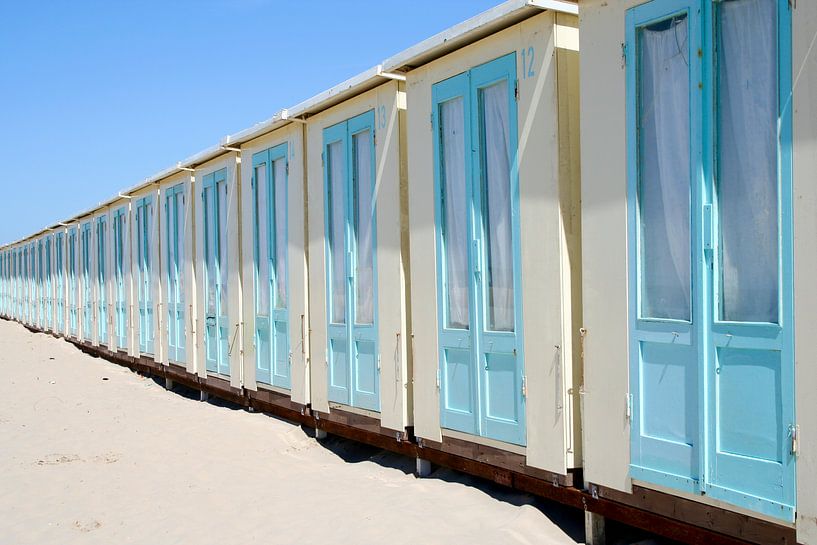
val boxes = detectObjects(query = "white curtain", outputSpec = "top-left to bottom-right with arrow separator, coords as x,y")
354,131 -> 374,325
718,0 -> 778,323
482,82 -> 515,332
328,141 -> 346,324
205,186 -> 216,317
639,16 -> 691,321
273,158 -> 288,309
218,181 -> 229,314
441,97 -> 469,330
255,163 -> 270,315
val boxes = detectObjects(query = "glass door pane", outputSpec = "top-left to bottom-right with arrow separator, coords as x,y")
479,81 -> 514,332
327,140 -> 346,325
255,163 -> 270,316
273,157 -> 287,309
638,14 -> 692,322
717,0 -> 778,324
440,97 -> 469,330
353,130 -> 374,325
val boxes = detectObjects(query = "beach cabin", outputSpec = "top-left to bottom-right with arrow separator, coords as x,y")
396,1 -> 581,478
580,0 -> 817,542
303,69 -> 412,436
192,149 -> 241,387
234,112 -> 311,411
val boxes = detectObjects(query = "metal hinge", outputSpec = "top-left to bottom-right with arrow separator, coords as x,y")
321,152 -> 324,167
521,375 -> 527,398
373,130 -> 376,147
790,424 -> 800,455
621,42 -> 628,68
436,368 -> 440,389
514,79 -> 519,102
789,0 -> 796,9
430,112 -> 434,130
626,393 -> 633,421
286,161 -> 289,175
377,353 -> 381,371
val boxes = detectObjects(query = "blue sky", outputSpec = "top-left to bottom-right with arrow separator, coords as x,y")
0,0 -> 499,245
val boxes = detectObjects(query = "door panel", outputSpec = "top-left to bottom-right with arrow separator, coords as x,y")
97,217 -> 107,344
136,198 -> 154,354
324,113 -> 379,411
113,210 -> 127,350
626,0 -> 795,520
203,170 -> 230,376
253,145 -> 290,389
433,54 -> 524,446
166,185 -> 186,363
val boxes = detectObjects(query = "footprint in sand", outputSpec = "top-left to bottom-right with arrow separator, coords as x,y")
91,452 -> 120,464
35,454 -> 81,466
73,520 -> 102,533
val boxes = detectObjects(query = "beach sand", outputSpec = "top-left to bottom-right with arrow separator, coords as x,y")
0,319 -> 584,545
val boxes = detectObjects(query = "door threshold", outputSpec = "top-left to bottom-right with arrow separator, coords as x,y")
442,428 -> 526,456
328,402 -> 380,419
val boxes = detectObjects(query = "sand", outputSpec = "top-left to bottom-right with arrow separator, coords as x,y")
0,319 -> 583,545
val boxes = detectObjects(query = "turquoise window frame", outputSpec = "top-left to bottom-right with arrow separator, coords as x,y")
431,52 -> 526,446
625,0 -> 794,521
322,109 -> 380,411
252,142 -> 290,388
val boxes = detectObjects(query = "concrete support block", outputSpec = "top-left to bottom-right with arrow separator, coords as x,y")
416,458 -> 432,477
584,511 -> 606,545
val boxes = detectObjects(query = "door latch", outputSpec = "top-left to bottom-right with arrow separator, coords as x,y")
790,424 -> 800,455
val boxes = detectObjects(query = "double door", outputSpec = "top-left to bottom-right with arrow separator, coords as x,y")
56,233 -> 64,333
136,197 -> 155,354
96,217 -> 107,344
202,169 -> 229,375
324,111 -> 379,411
432,53 -> 525,446
253,144 -> 290,388
112,209 -> 127,349
68,229 -> 78,335
165,185 -> 186,363
81,223 -> 92,341
626,0 -> 794,520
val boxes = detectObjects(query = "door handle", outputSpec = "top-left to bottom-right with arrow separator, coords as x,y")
703,204 -> 714,253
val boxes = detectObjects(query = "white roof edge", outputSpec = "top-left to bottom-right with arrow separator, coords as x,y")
287,65 -> 385,118
383,0 -> 576,72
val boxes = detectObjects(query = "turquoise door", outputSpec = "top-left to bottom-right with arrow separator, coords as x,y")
136,197 -> 155,354
81,223 -> 92,341
56,233 -> 64,333
96,216 -> 107,344
45,236 -> 52,327
68,228 -> 78,335
36,240 -> 43,324
165,184 -> 186,363
252,144 -> 290,389
431,53 -> 525,446
112,208 -> 127,349
626,0 -> 794,520
202,169 -> 229,375
323,111 -> 379,411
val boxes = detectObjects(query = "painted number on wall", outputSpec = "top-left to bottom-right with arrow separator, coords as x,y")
521,46 -> 535,79
378,105 -> 387,129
